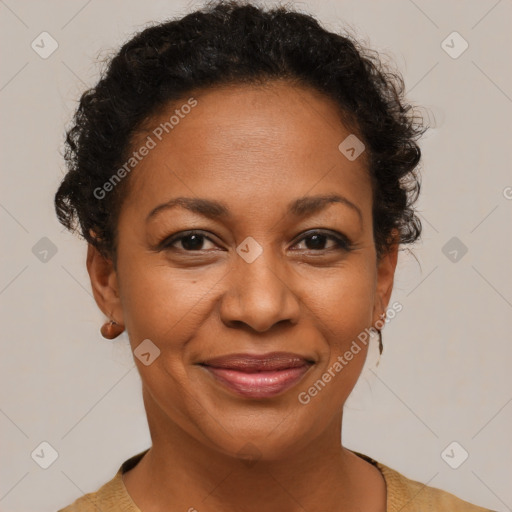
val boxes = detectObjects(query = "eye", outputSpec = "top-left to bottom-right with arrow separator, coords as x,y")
292,230 -> 352,252
161,231 -> 219,251
159,229 -> 352,253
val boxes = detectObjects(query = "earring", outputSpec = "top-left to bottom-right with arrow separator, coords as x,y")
377,312 -> 386,355
377,329 -> 383,355
100,318 -> 124,340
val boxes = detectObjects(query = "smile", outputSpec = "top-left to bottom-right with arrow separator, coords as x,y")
198,352 -> 315,399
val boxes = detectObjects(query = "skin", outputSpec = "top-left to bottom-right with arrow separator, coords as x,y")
87,80 -> 398,512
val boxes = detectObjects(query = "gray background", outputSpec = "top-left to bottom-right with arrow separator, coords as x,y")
1,0 -> 511,511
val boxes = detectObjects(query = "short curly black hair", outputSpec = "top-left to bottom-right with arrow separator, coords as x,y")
55,0 -> 426,263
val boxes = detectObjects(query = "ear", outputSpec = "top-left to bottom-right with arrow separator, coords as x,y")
86,244 -> 124,326
372,230 -> 399,326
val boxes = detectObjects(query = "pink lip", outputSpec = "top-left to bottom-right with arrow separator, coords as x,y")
199,352 -> 314,399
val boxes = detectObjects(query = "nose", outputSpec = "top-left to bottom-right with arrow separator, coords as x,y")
219,249 -> 301,333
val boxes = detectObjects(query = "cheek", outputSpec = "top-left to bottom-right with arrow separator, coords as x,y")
118,254 -> 224,340
307,261 -> 376,333
306,264 -> 376,391
116,259 -> 215,423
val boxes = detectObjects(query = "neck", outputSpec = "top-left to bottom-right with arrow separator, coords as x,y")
122,394 -> 386,512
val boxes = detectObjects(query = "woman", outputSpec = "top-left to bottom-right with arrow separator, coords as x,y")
55,1 -> 493,510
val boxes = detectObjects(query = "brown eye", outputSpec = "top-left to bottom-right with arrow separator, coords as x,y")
161,231 -> 218,251
179,234 -> 208,250
293,230 -> 352,252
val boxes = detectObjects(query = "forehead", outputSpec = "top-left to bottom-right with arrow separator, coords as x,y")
123,81 -> 372,222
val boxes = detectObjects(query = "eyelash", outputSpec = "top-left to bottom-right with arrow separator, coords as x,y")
159,229 -> 353,253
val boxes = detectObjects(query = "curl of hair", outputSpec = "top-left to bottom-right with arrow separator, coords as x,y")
55,0 -> 427,262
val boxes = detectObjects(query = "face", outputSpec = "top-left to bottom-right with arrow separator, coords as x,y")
88,81 -> 397,461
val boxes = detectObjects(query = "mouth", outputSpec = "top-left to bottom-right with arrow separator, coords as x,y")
198,352 -> 315,399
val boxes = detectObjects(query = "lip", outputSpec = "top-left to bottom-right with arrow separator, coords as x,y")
199,352 -> 315,399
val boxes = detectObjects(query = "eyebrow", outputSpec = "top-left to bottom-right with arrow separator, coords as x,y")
146,194 -> 363,226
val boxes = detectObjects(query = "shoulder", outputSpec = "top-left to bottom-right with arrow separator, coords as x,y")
57,450 -> 148,512
57,473 -> 132,512
375,460 -> 494,512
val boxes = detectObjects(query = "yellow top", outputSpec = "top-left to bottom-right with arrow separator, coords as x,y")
58,449 -> 493,511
